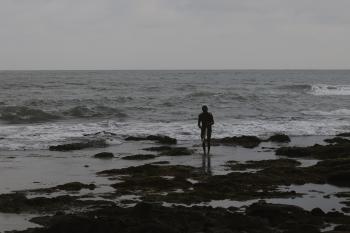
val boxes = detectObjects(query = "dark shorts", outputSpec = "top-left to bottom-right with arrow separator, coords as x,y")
201,127 -> 212,140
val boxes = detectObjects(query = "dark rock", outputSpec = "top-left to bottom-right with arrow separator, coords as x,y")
246,202 -> 324,230
111,176 -> 192,194
212,136 -> 262,148
26,182 -> 96,193
336,132 -> 350,137
13,204 -> 274,233
150,161 -> 170,165
327,171 -> 350,187
226,159 -> 301,171
125,135 -> 177,144
276,142 -> 350,159
275,146 -> 311,157
94,152 -> 114,159
143,146 -> 173,151
49,139 -> 107,151
146,135 -> 177,144
311,208 -> 325,216
326,211 -> 344,218
335,224 -> 350,231
324,137 -> 350,144
0,193 -> 112,213
122,154 -> 156,160
55,182 -> 96,191
266,134 -> 291,143
97,164 -> 196,178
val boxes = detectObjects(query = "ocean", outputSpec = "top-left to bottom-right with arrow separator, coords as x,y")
0,70 -> 349,151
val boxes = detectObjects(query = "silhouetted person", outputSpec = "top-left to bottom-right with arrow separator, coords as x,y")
198,105 -> 214,154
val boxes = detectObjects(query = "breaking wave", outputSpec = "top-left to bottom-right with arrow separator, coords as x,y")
0,105 -> 127,124
63,106 -> 127,118
1,119 -> 350,150
309,84 -> 350,96
0,106 -> 59,123
302,109 -> 350,117
279,84 -> 311,91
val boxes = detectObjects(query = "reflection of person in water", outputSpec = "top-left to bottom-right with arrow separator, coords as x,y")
202,152 -> 212,175
198,105 -> 214,155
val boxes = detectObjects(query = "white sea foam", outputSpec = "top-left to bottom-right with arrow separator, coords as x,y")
309,84 -> 350,96
302,109 -> 350,116
1,119 -> 350,151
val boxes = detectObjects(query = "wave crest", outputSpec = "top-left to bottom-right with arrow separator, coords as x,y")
0,105 -> 128,124
0,106 -> 59,124
63,105 -> 128,118
309,84 -> 350,96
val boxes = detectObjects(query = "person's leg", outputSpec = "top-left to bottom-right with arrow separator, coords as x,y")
201,128 -> 206,154
207,128 -> 212,154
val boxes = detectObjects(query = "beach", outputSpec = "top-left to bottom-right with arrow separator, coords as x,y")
1,134 -> 350,232
0,70 -> 350,232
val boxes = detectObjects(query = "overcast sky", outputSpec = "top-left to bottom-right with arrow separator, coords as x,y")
1,0 -> 350,70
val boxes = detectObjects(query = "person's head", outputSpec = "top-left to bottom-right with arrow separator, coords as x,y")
202,105 -> 208,113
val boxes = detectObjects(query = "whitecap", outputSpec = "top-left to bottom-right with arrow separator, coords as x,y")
1,118 -> 350,151
309,84 -> 350,96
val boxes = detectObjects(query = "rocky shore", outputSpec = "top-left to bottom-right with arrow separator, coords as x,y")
1,133 -> 350,233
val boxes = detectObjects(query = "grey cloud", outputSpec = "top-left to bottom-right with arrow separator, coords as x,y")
0,0 -> 349,69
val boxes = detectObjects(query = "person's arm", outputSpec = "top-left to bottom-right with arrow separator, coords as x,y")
210,114 -> 214,126
198,115 -> 202,128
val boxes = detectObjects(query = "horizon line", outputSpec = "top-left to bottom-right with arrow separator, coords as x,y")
1,68 -> 350,72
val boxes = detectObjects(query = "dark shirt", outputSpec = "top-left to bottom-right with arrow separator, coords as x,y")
198,112 -> 214,129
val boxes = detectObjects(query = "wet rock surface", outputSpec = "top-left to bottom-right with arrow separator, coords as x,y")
212,136 -> 262,148
226,158 -> 301,171
0,192 -> 112,214
10,202 -> 350,233
94,152 -> 114,159
266,134 -> 291,143
121,154 -> 157,160
49,139 -> 107,151
276,137 -> 350,159
4,134 -> 350,233
336,132 -> 350,137
125,135 -> 177,144
26,182 -> 96,193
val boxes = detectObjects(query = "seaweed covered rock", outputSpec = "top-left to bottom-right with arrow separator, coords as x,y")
97,164 -> 196,178
212,136 -> 262,148
17,201 -> 350,233
14,203 -> 273,233
324,137 -> 350,144
226,159 -> 301,171
94,152 -> 114,159
327,171 -> 350,187
122,154 -> 157,160
246,202 -> 324,233
125,135 -> 177,144
276,140 -> 350,159
0,193 -> 112,213
49,139 -> 107,151
28,182 -> 96,193
266,134 -> 291,143
336,132 -> 350,137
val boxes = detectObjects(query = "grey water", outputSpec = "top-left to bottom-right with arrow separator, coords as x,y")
0,70 -> 349,150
